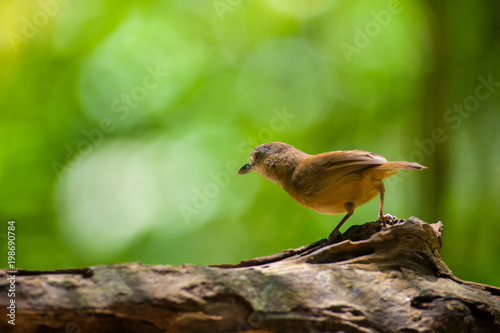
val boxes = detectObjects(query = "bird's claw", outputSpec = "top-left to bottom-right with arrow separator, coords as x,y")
379,213 -> 395,221
327,230 -> 344,244
378,213 -> 397,227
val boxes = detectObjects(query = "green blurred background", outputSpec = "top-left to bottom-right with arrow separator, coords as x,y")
1,0 -> 499,286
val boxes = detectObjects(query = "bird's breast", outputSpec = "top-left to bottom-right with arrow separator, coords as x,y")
288,171 -> 383,215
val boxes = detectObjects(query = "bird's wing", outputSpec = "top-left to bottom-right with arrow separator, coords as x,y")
291,150 -> 387,193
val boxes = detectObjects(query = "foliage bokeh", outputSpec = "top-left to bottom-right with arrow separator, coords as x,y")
1,0 -> 499,286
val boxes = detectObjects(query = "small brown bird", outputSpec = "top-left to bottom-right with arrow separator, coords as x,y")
238,142 -> 426,240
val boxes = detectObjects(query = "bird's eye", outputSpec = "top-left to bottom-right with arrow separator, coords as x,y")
254,152 -> 261,162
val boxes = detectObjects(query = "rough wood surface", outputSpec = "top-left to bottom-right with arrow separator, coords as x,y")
1,217 -> 499,333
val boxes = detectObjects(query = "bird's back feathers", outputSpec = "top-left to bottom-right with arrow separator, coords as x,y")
291,150 -> 387,192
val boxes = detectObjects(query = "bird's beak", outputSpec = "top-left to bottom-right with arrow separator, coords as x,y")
237,163 -> 252,175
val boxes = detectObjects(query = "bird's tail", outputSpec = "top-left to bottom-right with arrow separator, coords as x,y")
378,161 -> 427,170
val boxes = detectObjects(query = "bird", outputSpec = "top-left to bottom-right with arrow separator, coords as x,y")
237,142 -> 427,241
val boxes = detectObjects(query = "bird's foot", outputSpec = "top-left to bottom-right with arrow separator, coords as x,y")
379,213 -> 395,221
378,214 -> 397,227
327,229 -> 344,244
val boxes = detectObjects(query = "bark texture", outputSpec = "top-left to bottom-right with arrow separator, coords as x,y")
1,217 -> 499,333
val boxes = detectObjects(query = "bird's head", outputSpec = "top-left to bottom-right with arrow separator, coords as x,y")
237,142 -> 306,186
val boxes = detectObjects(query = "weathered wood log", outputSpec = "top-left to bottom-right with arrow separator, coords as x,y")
1,217 -> 499,332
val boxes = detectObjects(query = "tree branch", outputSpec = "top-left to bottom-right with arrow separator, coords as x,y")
1,217 -> 499,332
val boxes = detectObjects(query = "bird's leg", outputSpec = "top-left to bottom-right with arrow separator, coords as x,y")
378,182 -> 395,224
378,182 -> 385,220
328,202 -> 355,242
